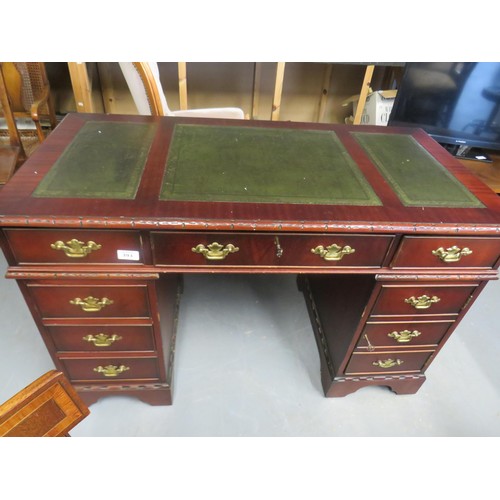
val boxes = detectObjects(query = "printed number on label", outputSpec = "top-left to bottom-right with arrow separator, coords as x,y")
117,250 -> 140,261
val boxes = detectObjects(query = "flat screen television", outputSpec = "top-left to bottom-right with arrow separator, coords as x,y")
388,62 -> 500,162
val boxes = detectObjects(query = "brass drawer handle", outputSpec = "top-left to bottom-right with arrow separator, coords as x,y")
51,238 -> 102,258
432,245 -> 472,263
93,365 -> 129,377
311,244 -> 355,261
70,296 -> 114,312
192,242 -> 239,260
364,334 -> 375,352
83,333 -> 122,347
405,295 -> 440,310
388,330 -> 421,343
274,236 -> 283,258
373,358 -> 404,369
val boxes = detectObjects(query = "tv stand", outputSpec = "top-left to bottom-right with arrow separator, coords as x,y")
456,150 -> 500,194
441,143 -> 493,163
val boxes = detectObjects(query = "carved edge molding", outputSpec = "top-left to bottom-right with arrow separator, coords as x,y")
376,273 -> 497,281
76,383 -> 171,391
1,215 -> 499,236
304,278 -> 335,378
334,374 -> 426,383
6,271 -> 160,279
166,285 -> 183,387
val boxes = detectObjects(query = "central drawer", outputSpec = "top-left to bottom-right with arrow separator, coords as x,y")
151,231 -> 394,268
276,234 -> 394,267
151,232 -> 276,266
27,283 -> 151,319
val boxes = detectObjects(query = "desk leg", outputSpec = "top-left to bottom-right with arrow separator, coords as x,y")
323,374 -> 427,397
78,384 -> 174,407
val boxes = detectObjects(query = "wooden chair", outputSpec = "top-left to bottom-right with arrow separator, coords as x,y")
0,370 -> 90,437
1,62 -> 57,141
0,65 -> 26,184
0,62 -> 57,173
119,62 -> 245,118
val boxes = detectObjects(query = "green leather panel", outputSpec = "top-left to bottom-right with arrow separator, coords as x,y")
353,132 -> 485,208
33,121 -> 156,199
160,124 -> 382,205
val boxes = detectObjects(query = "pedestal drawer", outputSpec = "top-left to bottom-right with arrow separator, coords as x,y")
345,350 -> 435,375
27,282 -> 151,319
371,283 -> 478,316
391,236 -> 500,268
60,357 -> 160,382
46,324 -> 156,352
4,228 -> 144,264
356,320 -> 453,350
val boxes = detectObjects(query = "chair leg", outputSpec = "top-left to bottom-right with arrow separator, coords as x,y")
48,93 -> 58,130
34,120 -> 45,143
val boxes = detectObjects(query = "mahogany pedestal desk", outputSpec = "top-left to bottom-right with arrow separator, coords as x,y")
0,113 -> 499,406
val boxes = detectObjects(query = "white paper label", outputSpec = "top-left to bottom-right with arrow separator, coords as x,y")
117,250 -> 140,261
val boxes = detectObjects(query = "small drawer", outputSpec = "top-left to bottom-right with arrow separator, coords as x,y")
277,234 -> 394,267
27,282 -> 151,319
152,231 -> 277,266
4,228 -> 144,265
356,320 -> 453,350
345,350 -> 435,375
60,356 -> 160,382
391,236 -> 500,269
371,283 -> 477,316
46,324 -> 156,352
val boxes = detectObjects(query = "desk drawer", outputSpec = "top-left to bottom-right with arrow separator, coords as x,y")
345,350 -> 434,375
60,356 -> 160,382
277,234 -> 393,267
151,231 -> 394,268
27,282 -> 151,319
46,324 -> 155,352
356,321 -> 453,350
4,229 -> 144,265
391,236 -> 500,268
152,232 -> 277,266
371,283 -> 477,316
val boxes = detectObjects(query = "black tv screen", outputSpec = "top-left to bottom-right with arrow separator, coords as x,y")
388,62 -> 500,160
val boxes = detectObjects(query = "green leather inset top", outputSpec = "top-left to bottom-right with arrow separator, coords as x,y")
160,124 -> 382,205
33,121 -> 156,199
353,132 -> 485,208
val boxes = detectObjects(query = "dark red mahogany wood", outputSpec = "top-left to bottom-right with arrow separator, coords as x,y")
0,113 -> 499,405
0,113 -> 498,234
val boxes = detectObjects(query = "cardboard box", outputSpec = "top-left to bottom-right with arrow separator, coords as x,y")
343,89 -> 397,126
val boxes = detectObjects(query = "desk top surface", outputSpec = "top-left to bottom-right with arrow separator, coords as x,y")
0,113 -> 499,234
